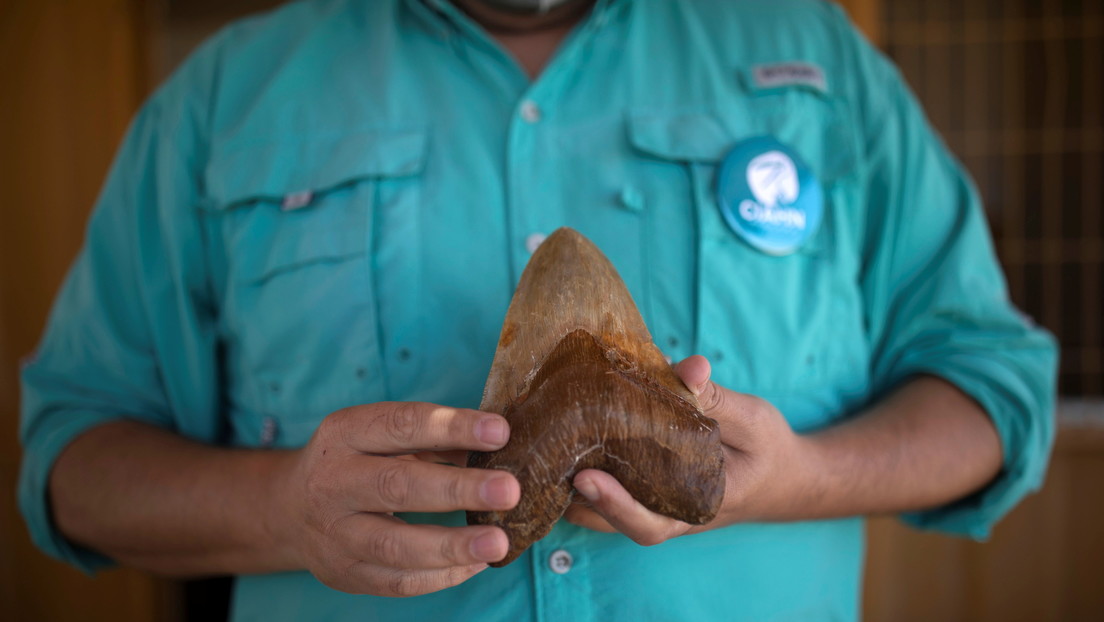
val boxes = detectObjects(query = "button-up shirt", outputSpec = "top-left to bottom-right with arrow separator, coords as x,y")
20,0 -> 1058,620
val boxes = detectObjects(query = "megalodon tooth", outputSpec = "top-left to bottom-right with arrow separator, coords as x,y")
467,227 -> 725,567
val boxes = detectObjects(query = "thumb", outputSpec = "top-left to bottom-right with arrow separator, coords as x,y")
674,354 -> 711,396
675,355 -> 726,415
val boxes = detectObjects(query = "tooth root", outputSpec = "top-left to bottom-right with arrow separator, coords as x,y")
468,228 -> 725,567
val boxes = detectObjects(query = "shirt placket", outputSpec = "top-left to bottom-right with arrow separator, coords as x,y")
411,2 -> 621,620
529,536 -> 594,622
505,90 -> 551,280
502,0 -> 621,282
497,7 -> 618,622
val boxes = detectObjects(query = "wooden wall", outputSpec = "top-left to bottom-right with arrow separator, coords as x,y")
865,419 -> 1104,621
0,1 -> 178,620
840,0 -> 882,45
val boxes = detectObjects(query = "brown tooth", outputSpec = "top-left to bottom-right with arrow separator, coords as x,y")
468,228 -> 725,567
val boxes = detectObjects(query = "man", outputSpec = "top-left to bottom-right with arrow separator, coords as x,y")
20,0 -> 1057,620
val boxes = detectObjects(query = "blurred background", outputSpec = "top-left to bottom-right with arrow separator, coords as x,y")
0,0 -> 1100,620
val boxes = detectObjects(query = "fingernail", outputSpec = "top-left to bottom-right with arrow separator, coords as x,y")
476,417 -> 509,445
575,476 -> 600,502
480,474 -> 515,507
470,533 -> 502,562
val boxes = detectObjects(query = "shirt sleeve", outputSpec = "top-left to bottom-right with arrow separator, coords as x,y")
831,6 -> 1059,538
18,47 -> 223,572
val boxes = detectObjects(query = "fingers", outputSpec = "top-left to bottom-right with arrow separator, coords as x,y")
360,563 -> 489,598
337,514 -> 509,568
334,402 -> 509,455
328,558 -> 488,597
572,469 -> 690,546
411,449 -> 470,467
335,455 -> 520,513
562,503 -> 617,533
297,402 -> 518,597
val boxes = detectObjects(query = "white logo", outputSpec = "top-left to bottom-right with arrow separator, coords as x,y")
740,150 -> 805,230
747,151 -> 799,207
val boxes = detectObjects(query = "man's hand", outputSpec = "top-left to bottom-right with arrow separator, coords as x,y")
563,355 -> 1003,545
562,355 -> 807,544
269,403 -> 521,596
50,402 -> 521,597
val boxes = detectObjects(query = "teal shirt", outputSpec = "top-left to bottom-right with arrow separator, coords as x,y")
20,0 -> 1058,620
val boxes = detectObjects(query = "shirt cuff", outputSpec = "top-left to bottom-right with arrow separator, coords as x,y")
18,409 -> 125,574
894,351 -> 1057,540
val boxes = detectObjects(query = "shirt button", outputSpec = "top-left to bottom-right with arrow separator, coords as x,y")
519,99 -> 542,123
526,232 -> 547,254
618,185 -> 645,212
548,549 -> 573,574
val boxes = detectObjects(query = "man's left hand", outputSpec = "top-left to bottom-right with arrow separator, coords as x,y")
563,355 -> 812,545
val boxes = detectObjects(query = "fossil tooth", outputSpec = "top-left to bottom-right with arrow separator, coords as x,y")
468,227 -> 725,567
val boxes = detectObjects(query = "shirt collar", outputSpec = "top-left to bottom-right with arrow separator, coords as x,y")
406,0 -> 626,40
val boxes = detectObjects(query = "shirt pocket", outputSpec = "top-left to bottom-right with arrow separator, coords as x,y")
205,127 -> 429,447
627,94 -> 868,431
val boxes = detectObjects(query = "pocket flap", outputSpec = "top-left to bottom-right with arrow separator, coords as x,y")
627,111 -> 737,162
206,127 -> 429,209
208,127 -> 428,284
629,95 -> 856,182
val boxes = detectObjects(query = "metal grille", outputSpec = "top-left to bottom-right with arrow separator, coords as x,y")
883,0 -> 1104,396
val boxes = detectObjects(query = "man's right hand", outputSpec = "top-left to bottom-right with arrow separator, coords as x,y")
268,402 -> 519,596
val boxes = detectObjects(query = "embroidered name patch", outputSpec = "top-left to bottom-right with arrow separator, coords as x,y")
751,62 -> 828,93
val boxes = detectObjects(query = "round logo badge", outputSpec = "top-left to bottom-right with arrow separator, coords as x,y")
716,136 -> 823,255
